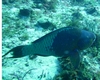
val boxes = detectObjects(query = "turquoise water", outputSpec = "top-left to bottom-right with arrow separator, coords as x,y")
2,0 -> 100,80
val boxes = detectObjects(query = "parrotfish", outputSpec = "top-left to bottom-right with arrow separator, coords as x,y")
2,27 -> 96,69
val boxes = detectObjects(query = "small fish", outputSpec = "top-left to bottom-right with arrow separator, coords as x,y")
2,27 -> 96,68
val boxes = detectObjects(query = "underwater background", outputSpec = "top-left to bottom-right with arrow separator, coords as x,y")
2,0 -> 100,80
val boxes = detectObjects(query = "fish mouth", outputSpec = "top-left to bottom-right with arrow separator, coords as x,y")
91,33 -> 96,46
93,34 -> 96,42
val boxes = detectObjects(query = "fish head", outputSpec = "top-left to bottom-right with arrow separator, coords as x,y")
78,30 -> 96,50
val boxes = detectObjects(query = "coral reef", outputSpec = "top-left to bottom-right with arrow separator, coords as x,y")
2,0 -> 100,80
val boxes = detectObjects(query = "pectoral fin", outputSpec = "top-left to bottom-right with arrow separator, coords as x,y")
69,50 -> 80,69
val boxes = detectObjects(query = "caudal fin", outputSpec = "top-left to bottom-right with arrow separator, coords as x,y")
2,45 -> 26,58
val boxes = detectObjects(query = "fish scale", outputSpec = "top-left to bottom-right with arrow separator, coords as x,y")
30,27 -> 77,56
2,27 -> 96,69
22,30 -> 56,56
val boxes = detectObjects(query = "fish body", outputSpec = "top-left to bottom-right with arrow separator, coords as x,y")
3,27 -> 96,68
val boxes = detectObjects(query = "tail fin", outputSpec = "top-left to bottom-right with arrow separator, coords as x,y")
2,45 -> 26,58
